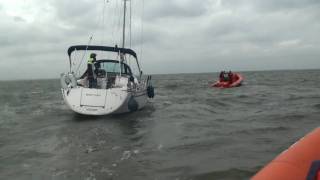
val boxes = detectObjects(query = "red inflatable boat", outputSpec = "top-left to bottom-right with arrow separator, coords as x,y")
212,73 -> 243,88
252,128 -> 320,180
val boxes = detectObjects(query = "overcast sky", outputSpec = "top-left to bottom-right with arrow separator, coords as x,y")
0,0 -> 319,80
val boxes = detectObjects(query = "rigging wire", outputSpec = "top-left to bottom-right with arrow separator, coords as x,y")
110,0 -> 118,46
101,0 -> 107,45
75,0 -> 109,75
91,0 -> 108,45
74,0 -> 106,76
71,0 -> 144,76
75,36 -> 93,76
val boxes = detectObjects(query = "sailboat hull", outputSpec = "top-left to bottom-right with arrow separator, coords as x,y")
62,87 -> 148,115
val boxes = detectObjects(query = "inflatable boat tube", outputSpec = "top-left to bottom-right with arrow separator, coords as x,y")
212,73 -> 243,88
252,128 -> 320,180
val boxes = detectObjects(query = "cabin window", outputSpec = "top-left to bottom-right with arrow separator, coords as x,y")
98,61 -> 132,75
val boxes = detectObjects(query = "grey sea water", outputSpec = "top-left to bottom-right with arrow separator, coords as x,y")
1,70 -> 320,180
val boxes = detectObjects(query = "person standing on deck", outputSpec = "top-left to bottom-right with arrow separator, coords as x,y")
228,71 -> 233,84
87,53 -> 97,88
219,71 -> 225,82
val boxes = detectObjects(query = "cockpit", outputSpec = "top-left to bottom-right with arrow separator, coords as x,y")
78,59 -> 134,89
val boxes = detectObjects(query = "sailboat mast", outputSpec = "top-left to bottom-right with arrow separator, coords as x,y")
122,0 -> 127,49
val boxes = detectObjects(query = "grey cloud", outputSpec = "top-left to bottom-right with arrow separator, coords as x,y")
0,0 -> 320,80
13,16 -> 26,22
202,3 -> 320,48
50,0 -> 102,30
221,0 -> 320,12
139,0 -> 320,74
0,25 -> 68,48
145,0 -> 210,20
130,28 -> 161,47
0,35 -> 13,46
52,0 -> 99,20
253,0 -> 320,12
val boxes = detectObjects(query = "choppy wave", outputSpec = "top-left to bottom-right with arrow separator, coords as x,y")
1,70 -> 320,179
192,168 -> 258,180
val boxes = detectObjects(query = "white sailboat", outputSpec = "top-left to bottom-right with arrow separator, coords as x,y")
60,0 -> 154,115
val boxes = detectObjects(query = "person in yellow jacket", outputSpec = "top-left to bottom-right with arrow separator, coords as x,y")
87,53 -> 97,88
